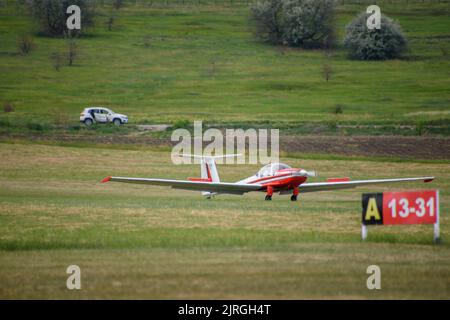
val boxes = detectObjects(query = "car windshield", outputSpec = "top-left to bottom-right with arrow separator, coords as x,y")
256,163 -> 291,177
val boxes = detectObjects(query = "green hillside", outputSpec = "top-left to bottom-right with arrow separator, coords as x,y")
0,1 -> 449,129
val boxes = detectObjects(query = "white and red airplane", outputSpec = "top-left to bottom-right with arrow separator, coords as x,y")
101,154 -> 434,201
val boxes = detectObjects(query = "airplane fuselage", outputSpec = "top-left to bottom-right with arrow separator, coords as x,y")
239,168 -> 307,190
236,167 -> 311,200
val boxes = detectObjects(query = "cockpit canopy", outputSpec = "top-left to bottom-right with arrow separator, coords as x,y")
256,163 -> 291,177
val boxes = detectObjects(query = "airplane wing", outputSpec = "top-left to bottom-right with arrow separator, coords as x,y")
101,176 -> 263,195
299,176 -> 434,193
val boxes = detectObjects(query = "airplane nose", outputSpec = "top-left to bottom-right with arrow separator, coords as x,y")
295,169 -> 317,177
295,169 -> 307,176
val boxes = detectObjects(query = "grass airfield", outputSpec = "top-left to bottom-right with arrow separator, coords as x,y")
0,142 -> 448,299
1,0 -> 449,300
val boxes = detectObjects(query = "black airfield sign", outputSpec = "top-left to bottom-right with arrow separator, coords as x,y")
362,193 -> 383,225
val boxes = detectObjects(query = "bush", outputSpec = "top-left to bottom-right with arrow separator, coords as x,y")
69,124 -> 81,131
334,104 -> 343,114
50,51 -> 64,71
280,0 -> 336,48
415,121 -> 426,136
67,39 -> 78,66
106,16 -> 115,31
250,0 -> 336,48
344,12 -> 407,60
27,120 -> 49,131
172,119 -> 190,130
0,118 -> 11,128
143,35 -> 151,48
113,0 -> 123,10
250,0 -> 283,44
322,64 -> 333,82
27,0 -> 95,37
18,34 -> 35,55
3,102 -> 15,113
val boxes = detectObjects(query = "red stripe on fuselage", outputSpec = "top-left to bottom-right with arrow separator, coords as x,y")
261,176 -> 307,188
248,168 -> 307,190
248,173 -> 292,184
205,163 -> 212,180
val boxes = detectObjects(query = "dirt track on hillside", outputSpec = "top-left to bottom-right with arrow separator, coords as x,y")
281,135 -> 450,160
3,133 -> 449,160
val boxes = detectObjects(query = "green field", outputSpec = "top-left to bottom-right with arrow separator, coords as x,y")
1,0 -> 449,300
0,142 -> 448,299
0,0 -> 449,130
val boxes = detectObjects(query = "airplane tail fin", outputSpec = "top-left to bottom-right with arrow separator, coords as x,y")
183,154 -> 241,183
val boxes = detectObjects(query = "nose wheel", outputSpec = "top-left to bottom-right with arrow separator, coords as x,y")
265,186 -> 273,201
291,186 -> 299,202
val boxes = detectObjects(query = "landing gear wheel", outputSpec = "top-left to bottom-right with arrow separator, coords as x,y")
265,195 -> 272,201
291,195 -> 298,201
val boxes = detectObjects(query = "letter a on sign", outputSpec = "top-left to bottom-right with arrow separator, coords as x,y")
66,265 -> 81,290
366,198 -> 380,220
366,265 -> 381,290
366,5 -> 381,30
66,5 -> 81,30
362,193 -> 383,225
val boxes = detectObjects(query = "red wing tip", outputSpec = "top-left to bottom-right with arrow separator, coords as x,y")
101,176 -> 112,183
424,178 -> 434,183
327,177 -> 351,183
188,177 -> 213,182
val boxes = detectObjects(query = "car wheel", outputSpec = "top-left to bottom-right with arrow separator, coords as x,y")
84,118 -> 93,126
113,118 -> 122,126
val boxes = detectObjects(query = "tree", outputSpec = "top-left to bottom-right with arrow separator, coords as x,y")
322,63 -> 332,82
113,0 -> 123,10
106,16 -> 115,31
250,0 -> 283,44
250,0 -> 336,48
50,51 -> 64,71
27,0 -> 95,37
344,12 -> 407,60
3,102 -> 15,113
281,0 -> 336,48
18,34 -> 35,55
66,39 -> 78,66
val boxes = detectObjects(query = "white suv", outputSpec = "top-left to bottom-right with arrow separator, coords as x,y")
80,107 -> 128,126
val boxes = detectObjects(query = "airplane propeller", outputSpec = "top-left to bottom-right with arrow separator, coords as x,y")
299,169 -> 317,177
